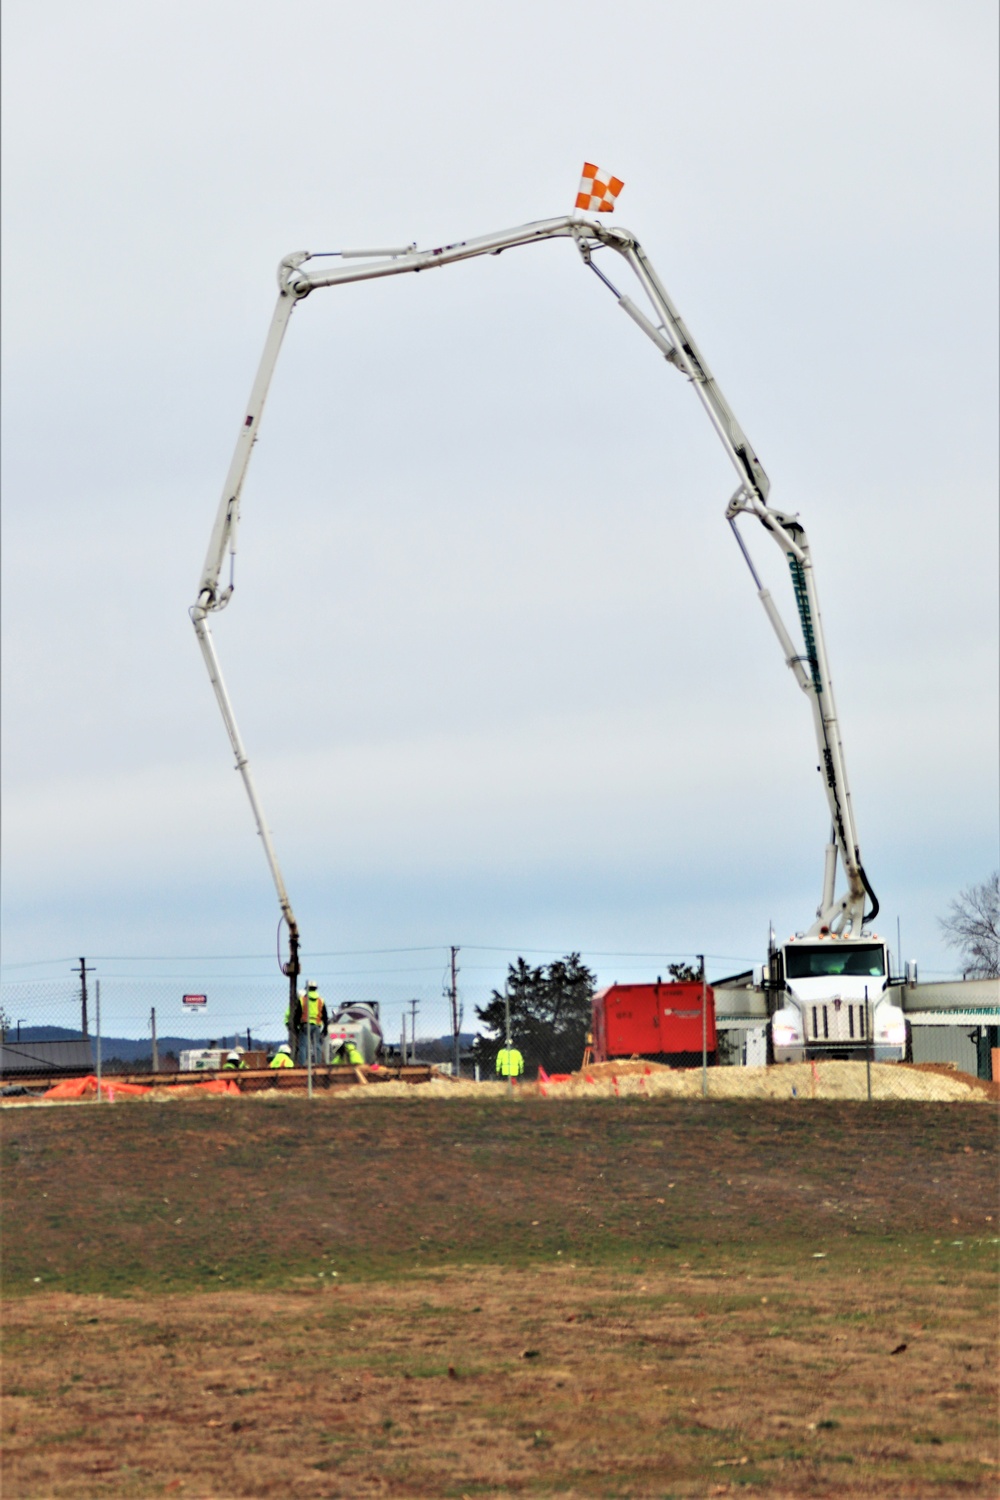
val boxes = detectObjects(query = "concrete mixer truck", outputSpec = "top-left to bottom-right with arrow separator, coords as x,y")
322,1003 -> 384,1067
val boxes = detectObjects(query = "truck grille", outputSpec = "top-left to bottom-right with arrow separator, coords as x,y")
807,1001 -> 868,1045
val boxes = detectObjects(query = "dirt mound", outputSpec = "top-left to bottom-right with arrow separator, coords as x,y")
238,1061 -> 995,1104
7,1061 -> 991,1107
297,1061 -> 993,1104
344,1077 -> 511,1101
910,1061 -> 1000,1101
543,1059 -> 990,1103
568,1059 -> 674,1080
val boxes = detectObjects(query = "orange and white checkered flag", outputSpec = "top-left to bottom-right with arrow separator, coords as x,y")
575,162 -> 624,213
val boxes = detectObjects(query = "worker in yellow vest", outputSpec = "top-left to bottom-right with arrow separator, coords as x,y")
298,982 -> 328,1066
283,997 -> 301,1058
269,1043 -> 294,1069
495,1044 -> 524,1079
331,1037 -> 364,1067
223,1050 -> 247,1070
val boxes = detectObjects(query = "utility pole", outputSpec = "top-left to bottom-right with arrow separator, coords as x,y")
699,954 -> 708,1099
151,1007 -> 159,1073
409,999 -> 419,1063
74,958 -> 95,1038
448,947 -> 460,1078
401,1013 -> 407,1067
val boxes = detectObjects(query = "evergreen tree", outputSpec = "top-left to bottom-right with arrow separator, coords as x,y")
473,954 -> 596,1076
666,961 -> 703,983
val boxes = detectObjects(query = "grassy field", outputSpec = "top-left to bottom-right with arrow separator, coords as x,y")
2,1095 -> 997,1496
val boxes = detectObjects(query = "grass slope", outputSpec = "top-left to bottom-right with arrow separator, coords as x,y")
2,1098 -> 997,1496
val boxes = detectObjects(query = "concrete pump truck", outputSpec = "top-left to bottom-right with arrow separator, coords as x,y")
191,194 -> 906,1063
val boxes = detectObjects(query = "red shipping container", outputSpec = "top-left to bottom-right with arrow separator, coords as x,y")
592,982 -> 716,1065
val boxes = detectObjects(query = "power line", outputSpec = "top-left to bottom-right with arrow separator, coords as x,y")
459,946 -> 760,962
5,945 -> 761,969
1,945 -> 449,971
0,957 -> 77,971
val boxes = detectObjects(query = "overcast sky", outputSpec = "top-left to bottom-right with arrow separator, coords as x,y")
2,0 -> 997,1031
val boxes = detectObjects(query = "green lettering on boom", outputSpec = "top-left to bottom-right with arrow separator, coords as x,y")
788,555 -> 821,692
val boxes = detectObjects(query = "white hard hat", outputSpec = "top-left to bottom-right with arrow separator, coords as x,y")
278,1043 -> 292,1055
227,1050 -> 240,1061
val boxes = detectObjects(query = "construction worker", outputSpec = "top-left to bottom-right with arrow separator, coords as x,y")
223,1050 -> 247,1070
269,1042 -> 294,1069
283,995 -> 301,1059
329,1036 -> 364,1067
298,982 -> 328,1066
495,1043 -> 524,1080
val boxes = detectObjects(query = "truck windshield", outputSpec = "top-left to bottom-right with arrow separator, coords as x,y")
785,943 -> 885,979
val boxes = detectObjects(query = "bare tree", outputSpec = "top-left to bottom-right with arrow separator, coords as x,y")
939,871 -> 999,979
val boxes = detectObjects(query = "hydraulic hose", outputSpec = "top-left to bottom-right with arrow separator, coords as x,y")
858,861 -> 879,927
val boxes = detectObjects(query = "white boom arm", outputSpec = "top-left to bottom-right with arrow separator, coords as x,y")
192,213 -> 876,973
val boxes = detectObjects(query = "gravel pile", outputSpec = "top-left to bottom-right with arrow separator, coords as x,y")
540,1059 -> 989,1102
328,1060 -> 992,1104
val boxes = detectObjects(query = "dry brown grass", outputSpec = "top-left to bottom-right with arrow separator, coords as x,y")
4,1259 -> 998,1497
2,1096 -> 997,1495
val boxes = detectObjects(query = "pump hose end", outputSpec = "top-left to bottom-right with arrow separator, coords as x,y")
277,916 -> 301,977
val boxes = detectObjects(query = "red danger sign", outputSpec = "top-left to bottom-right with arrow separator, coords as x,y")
182,993 -> 208,1007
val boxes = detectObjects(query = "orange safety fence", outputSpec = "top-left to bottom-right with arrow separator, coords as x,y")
40,1075 -> 241,1101
41,1076 -> 148,1100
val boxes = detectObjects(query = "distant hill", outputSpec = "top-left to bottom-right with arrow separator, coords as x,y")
3,1025 -> 274,1064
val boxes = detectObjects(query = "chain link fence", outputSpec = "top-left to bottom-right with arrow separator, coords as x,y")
0,973 -> 476,1077
2,968 -> 993,1091
0,953 -> 604,1079
0,980 -> 93,1075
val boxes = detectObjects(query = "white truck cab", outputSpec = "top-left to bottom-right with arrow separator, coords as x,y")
770,935 -> 906,1062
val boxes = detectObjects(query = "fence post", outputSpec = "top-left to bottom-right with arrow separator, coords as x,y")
700,954 -> 708,1099
504,986 -> 513,1098
95,980 -> 102,1101
151,1008 -> 159,1073
306,989 -> 313,1101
